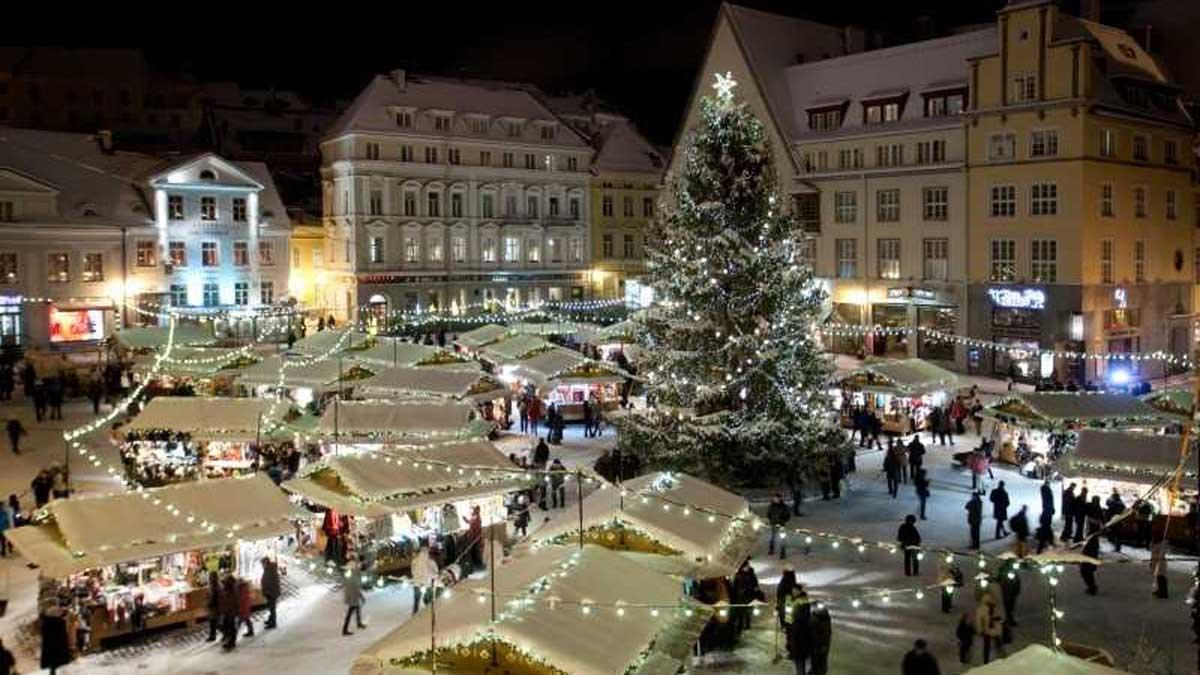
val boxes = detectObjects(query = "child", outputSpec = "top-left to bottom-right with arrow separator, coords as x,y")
956,611 -> 976,664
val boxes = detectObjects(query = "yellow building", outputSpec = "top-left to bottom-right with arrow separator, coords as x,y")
287,212 -> 326,309
965,0 -> 1197,383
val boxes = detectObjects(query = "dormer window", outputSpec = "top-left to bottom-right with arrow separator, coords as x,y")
507,121 -> 522,138
198,169 -> 216,181
434,115 -> 451,132
923,89 -> 966,117
540,124 -> 556,140
396,110 -> 413,128
863,96 -> 904,125
806,105 -> 844,132
469,117 -> 489,134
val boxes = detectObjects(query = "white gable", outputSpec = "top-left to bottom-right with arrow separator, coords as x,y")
148,154 -> 264,191
0,167 -> 60,195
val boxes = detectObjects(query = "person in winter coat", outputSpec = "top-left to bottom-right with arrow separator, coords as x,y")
1105,489 -> 1126,552
532,437 -> 550,468
907,435 -> 925,476
897,515 -> 922,577
767,494 -> 791,558
775,566 -> 798,635
808,603 -> 832,675
548,459 -> 567,509
236,577 -> 254,637
410,543 -> 439,614
40,605 -> 71,674
1073,487 -> 1090,542
914,468 -> 931,520
1151,541 -> 1169,599
1080,535 -> 1101,595
901,639 -> 941,675
1061,483 -> 1077,541
342,559 -> 368,635
883,449 -> 900,498
466,506 -> 484,570
786,586 -> 812,675
975,593 -> 1006,663
956,611 -> 976,664
990,482 -> 1010,539
939,557 -> 964,613
966,492 -> 983,549
5,419 -> 23,455
219,575 -> 239,650
1009,506 -> 1031,557
260,557 -> 281,629
1040,480 -> 1055,521
205,571 -> 221,641
998,562 -> 1021,631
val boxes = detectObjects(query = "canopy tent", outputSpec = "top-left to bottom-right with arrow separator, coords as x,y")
357,367 -> 506,403
510,347 -> 628,389
114,324 -> 216,351
530,472 -> 756,578
125,397 -> 272,440
508,321 -> 586,336
282,440 -> 526,517
595,319 -> 638,343
480,335 -> 551,364
963,645 -> 1127,675
234,355 -> 375,392
319,400 -> 491,441
7,475 -> 295,578
982,392 -> 1164,429
290,329 -> 367,356
454,324 -> 510,350
1059,429 -> 1190,486
351,545 -> 709,675
348,338 -> 450,368
1141,387 -> 1193,420
132,347 -> 257,379
835,358 -> 964,396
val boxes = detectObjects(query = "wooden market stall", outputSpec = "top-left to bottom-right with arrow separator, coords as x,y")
7,475 -> 295,651
833,358 -> 965,434
318,400 -> 494,453
131,346 -> 258,395
479,335 -> 551,368
113,324 -> 216,355
350,545 -> 710,675
453,324 -> 510,355
356,366 -> 510,428
283,440 -> 528,574
347,338 -> 468,370
504,347 -> 628,421
121,397 -> 274,484
234,354 -> 376,408
962,644 -> 1126,674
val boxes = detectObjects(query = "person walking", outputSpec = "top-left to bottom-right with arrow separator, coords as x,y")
998,562 -> 1021,632
907,436 -> 925,481
927,407 -> 942,447
1061,483 -> 1077,541
990,482 -> 1010,539
1040,479 -> 1055,522
898,515 -> 922,577
786,586 -> 813,675
1035,511 -> 1055,554
1010,506 -> 1030,558
1080,535 -> 1100,595
776,566 -> 798,636
914,468 -> 931,520
1135,500 -> 1154,548
581,399 -> 593,438
808,603 -> 832,675
1151,541 -> 1169,599
767,494 -> 791,558
939,557 -> 964,613
528,396 -> 542,437
40,605 -> 71,675
548,459 -> 567,509
533,436 -> 550,469
5,419 -> 23,455
975,593 -> 1005,664
410,541 -> 438,614
219,575 -> 239,650
1073,487 -> 1089,542
31,380 -> 46,423
260,557 -> 281,629
205,571 -> 221,641
341,559 -> 368,635
966,492 -> 983,550
46,376 -> 63,421
902,639 -> 941,675
518,398 -> 529,434
0,364 -> 13,402
956,611 -> 976,665
883,448 -> 900,499
236,577 -> 255,638
86,370 -> 103,415
1105,489 -> 1126,552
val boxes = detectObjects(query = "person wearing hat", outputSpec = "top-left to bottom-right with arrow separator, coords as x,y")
260,557 -> 281,629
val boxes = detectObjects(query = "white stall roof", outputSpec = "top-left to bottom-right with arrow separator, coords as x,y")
347,338 -> 446,368
125,397 -> 271,439
235,355 -> 373,390
319,400 -> 486,439
480,334 -> 551,363
984,393 -> 1163,427
115,324 -> 216,351
1060,430 -> 1189,485
963,645 -> 1127,675
596,319 -> 638,343
358,367 -> 505,401
454,324 -> 510,349
290,329 -> 367,356
837,358 -> 963,396
514,347 -> 628,387
509,321 -> 597,338
133,347 -> 255,378
353,545 -> 706,675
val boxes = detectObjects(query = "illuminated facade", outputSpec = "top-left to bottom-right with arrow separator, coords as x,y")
287,214 -> 325,309
320,70 -> 594,322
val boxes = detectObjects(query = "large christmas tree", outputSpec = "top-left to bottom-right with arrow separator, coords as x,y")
617,73 -> 841,486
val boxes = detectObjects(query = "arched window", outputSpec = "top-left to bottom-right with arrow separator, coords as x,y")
199,169 -> 217,181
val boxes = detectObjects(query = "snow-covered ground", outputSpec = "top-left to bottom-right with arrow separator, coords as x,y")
0,392 -> 1195,674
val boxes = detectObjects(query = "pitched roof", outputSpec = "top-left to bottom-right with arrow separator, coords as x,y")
592,121 -> 665,175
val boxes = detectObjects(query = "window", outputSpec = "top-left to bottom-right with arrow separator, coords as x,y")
502,152 -> 514,168
1012,73 -> 1037,102
624,234 -> 635,258
990,239 -> 1016,282
427,192 -> 441,217
136,240 -> 157,267
469,117 -> 487,133
876,189 -> 900,222
451,193 -> 463,217
0,253 -> 16,283
527,196 -> 539,218
405,237 -> 420,263
834,191 -> 857,223
365,142 -> 380,160
479,150 -> 491,166
169,284 -> 187,307
424,147 -> 438,164
548,238 -> 561,262
452,236 -> 466,263
507,121 -> 522,137
403,191 -> 417,217
923,238 -> 948,281
988,133 -> 1016,161
481,194 -> 495,218
293,247 -> 301,268
864,100 -> 900,124
922,187 -> 948,221
504,236 -> 520,262
1101,183 -> 1114,217
819,151 -> 830,171
838,149 -> 852,169
233,241 -> 249,267
1134,240 -> 1147,282
924,91 -> 964,117
876,144 -> 903,167
602,234 -> 614,258
396,111 -> 413,128
990,185 -> 1017,217
167,194 -> 184,219
540,125 -> 555,140
836,239 -> 858,278
548,197 -> 560,217
232,197 -> 247,222
1031,239 -> 1057,282
260,281 -> 274,305
527,239 -> 540,262
400,145 -> 414,162
0,202 -> 12,222
169,241 -> 186,268
258,241 -> 274,266
524,153 -> 536,170
202,283 -> 219,307
643,197 -> 654,218
234,282 -> 249,306
808,108 -> 843,131
623,197 -> 634,217
602,195 -> 614,217
448,148 -> 460,165
369,189 -> 383,215
202,241 -> 218,267
569,197 -> 580,219
47,253 -> 69,283
82,253 -> 103,282
370,236 -> 383,263
1031,130 -> 1058,157
1165,140 -> 1178,165
569,237 -> 582,262
1167,190 -> 1178,220
1101,239 -> 1114,284
200,196 -> 217,220
428,238 -> 443,262
1101,129 -> 1116,158
1135,187 -> 1147,218
1030,182 -> 1058,216
877,238 -> 900,279
482,238 -> 496,263
505,195 -> 518,217
916,140 -> 945,164
1133,135 -> 1148,161
434,116 -> 450,132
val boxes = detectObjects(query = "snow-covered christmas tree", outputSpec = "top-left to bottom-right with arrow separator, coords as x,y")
616,73 -> 843,486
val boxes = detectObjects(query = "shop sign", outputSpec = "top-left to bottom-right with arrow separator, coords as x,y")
987,287 -> 1045,310
0,295 -> 22,306
886,287 -> 936,301
49,308 -> 105,342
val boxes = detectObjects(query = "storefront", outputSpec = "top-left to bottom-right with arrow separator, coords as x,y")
825,302 -> 864,356
968,284 -> 1082,383
0,295 -> 21,346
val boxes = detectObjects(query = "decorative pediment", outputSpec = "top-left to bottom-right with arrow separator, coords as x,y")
0,167 -> 60,195
147,153 -> 264,191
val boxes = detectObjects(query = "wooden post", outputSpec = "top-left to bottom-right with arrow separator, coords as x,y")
577,469 -> 584,550
489,523 -> 498,666
430,578 -> 438,675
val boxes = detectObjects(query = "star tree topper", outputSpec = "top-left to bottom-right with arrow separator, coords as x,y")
712,71 -> 737,104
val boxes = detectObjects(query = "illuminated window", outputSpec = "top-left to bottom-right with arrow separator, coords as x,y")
527,239 -> 540,263
167,194 -> 184,219
200,196 -> 217,220
234,282 -> 249,306
233,241 -> 249,267
47,253 -> 69,283
370,236 -> 384,263
504,236 -> 520,262
569,238 -> 582,262
836,239 -> 857,278
169,241 -> 186,268
923,238 -> 948,281
452,236 -> 466,263
82,253 -> 103,282
482,238 -> 496,263
1031,239 -> 1057,282
405,237 -> 420,263
1101,129 -> 1116,157
258,241 -> 274,266
428,238 -> 443,262
260,280 -> 274,305
136,240 -> 157,267
202,242 -> 218,267
877,238 -> 900,279
990,239 -> 1016,282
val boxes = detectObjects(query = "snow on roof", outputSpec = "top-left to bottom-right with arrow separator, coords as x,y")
480,334 -> 552,363
531,472 -> 755,577
963,644 -> 1128,675
345,338 -> 445,367
508,321 -> 593,337
984,392 -> 1163,426
114,324 -> 216,351
8,475 -> 294,578
1141,387 -> 1192,418
318,400 -> 483,439
291,329 -> 367,355
596,319 -> 638,343
593,121 -> 664,175
235,355 -> 372,390
837,358 -> 965,396
784,28 -> 996,140
132,347 -> 256,378
353,545 -> 706,675
357,366 -> 505,401
1060,430 -> 1188,485
454,323 -> 510,349
126,396 -> 271,439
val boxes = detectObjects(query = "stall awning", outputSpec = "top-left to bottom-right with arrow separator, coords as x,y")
318,400 -> 489,440
453,324 -> 509,350
513,347 -> 629,389
596,319 -> 638,344
125,396 -> 271,440
234,355 -> 374,391
963,645 -> 1128,675
1059,429 -> 1192,485
290,329 -> 367,356
357,366 -> 505,402
347,338 -> 446,368
132,347 -> 256,378
509,321 -> 596,338
531,472 -> 756,578
8,475 -> 295,578
982,392 -> 1164,428
480,334 -> 551,364
836,358 -> 964,396
114,325 -> 216,351
352,545 -> 709,675
1141,387 -> 1193,420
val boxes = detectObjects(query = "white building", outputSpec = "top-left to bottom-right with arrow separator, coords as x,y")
320,70 -> 595,322
0,128 -> 290,350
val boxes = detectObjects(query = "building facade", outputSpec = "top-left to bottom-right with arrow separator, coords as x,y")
320,71 -> 595,322
965,0 -> 1197,382
286,212 -> 326,309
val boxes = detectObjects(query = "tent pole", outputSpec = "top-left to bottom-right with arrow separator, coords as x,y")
577,469 -> 584,550
430,579 -> 438,675
489,522 -> 498,666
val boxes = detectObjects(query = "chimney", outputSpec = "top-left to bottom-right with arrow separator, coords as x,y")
390,68 -> 407,92
96,130 -> 113,153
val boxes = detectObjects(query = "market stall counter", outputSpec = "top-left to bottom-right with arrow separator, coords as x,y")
832,358 -> 965,435
503,347 -> 629,422
7,475 -> 296,650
